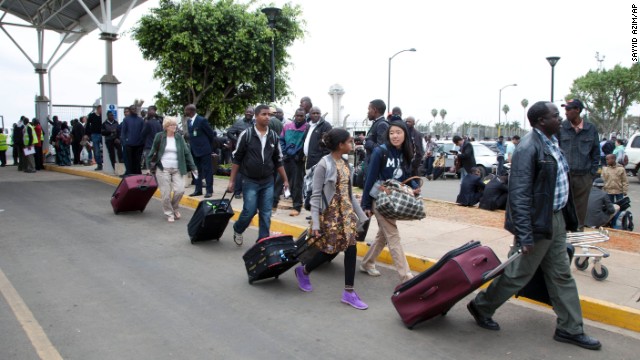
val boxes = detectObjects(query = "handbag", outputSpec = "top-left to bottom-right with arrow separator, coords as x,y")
375,176 -> 426,220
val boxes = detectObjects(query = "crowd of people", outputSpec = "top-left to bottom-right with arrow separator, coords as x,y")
5,96 -> 616,350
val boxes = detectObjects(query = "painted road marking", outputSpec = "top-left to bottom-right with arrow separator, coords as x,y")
0,267 -> 63,360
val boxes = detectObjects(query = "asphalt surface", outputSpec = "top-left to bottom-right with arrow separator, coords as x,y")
1,169 -> 639,359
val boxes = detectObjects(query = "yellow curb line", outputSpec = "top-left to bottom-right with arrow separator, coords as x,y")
45,165 -> 640,333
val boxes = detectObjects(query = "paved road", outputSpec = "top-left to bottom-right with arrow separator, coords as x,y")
1,169 -> 639,359
421,174 -> 640,232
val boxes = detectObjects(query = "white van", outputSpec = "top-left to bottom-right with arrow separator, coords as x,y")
624,133 -> 640,176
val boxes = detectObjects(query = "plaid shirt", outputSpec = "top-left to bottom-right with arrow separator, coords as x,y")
534,129 -> 569,211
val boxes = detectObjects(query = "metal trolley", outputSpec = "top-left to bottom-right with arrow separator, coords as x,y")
567,228 -> 610,281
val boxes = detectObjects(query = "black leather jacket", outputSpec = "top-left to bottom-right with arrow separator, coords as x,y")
505,130 -> 578,246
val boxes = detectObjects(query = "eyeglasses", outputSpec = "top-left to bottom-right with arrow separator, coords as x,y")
311,112 -> 321,115
167,124 -> 177,127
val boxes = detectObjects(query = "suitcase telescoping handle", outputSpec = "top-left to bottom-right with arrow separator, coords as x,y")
219,190 -> 233,211
482,249 -> 522,282
138,173 -> 155,191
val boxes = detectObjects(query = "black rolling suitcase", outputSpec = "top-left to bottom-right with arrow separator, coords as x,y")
187,192 -> 234,244
243,235 -> 298,284
516,244 -> 575,305
294,230 -> 339,265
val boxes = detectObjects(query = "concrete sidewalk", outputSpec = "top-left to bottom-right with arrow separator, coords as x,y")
41,164 -> 640,332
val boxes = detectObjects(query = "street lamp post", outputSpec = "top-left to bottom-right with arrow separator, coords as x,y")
262,7 -> 281,103
387,48 -> 416,110
546,56 -> 561,102
498,83 -> 517,137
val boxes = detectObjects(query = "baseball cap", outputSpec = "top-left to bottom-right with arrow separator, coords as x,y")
562,99 -> 584,110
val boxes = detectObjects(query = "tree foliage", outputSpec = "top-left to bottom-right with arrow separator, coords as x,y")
439,109 -> 447,121
502,104 -> 510,119
567,63 -> 640,135
431,108 -> 438,121
132,0 -> 305,127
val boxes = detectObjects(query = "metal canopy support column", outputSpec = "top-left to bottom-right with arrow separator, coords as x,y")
34,27 -> 51,153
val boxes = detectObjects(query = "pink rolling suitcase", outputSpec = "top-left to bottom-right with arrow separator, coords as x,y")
111,174 -> 158,214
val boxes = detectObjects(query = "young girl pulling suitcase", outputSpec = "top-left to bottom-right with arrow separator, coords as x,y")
294,128 -> 369,310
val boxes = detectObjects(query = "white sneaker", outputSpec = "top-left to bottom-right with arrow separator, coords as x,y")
233,231 -> 243,246
359,264 -> 381,277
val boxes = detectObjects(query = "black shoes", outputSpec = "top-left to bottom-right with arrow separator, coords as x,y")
467,300 -> 500,331
553,329 -> 601,350
204,193 -> 212,198
189,192 -> 203,197
95,165 -> 103,171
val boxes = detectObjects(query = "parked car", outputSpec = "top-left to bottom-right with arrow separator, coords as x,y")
624,133 -> 640,176
434,141 -> 498,178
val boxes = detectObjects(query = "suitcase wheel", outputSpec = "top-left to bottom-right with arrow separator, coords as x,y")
275,275 -> 279,279
248,278 -> 254,284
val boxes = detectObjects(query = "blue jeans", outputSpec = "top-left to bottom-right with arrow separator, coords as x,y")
91,133 -> 102,165
608,193 -> 624,204
233,178 -> 274,240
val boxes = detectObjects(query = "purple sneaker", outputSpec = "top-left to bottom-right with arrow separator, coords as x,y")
341,290 -> 368,310
295,266 -> 312,292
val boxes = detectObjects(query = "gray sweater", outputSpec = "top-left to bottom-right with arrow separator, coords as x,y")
310,155 -> 367,231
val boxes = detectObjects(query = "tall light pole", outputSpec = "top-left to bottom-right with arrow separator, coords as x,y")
498,83 -> 517,137
262,7 -> 281,103
387,48 -> 416,110
546,56 -> 560,102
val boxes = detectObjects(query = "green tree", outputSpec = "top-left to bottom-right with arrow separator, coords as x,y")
439,109 -> 447,122
132,0 -> 305,127
567,63 -> 640,135
502,104 -> 510,121
431,108 -> 438,122
521,98 -> 529,129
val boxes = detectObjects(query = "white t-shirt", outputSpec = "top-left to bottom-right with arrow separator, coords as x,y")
303,121 -> 318,156
161,137 -> 179,169
505,142 -> 516,162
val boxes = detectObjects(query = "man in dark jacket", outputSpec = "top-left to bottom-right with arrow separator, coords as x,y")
364,99 -> 388,164
456,167 -> 484,206
121,105 -> 145,175
468,101 -> 601,351
101,111 -> 123,170
227,104 -> 289,245
557,99 -> 600,231
141,105 -> 163,169
479,175 -> 508,211
86,105 -> 103,170
185,104 -> 216,198
452,135 -> 476,181
71,119 -> 85,164
226,106 -> 254,198
585,178 -> 618,228
302,106 -> 332,170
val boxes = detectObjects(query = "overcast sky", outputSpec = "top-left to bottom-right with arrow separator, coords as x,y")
1,0 -> 638,131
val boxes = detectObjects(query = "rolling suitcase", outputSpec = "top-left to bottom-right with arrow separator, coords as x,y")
111,174 -> 158,214
391,241 -> 519,329
188,192 -> 234,244
294,230 -> 338,265
243,235 -> 298,284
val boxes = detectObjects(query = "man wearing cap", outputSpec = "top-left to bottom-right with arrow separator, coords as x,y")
585,178 -> 618,228
557,99 -> 600,231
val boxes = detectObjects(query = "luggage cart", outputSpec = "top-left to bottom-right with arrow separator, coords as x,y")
567,228 -> 610,281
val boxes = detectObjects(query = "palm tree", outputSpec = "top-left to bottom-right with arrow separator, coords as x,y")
431,108 -> 438,122
439,109 -> 447,122
521,98 -> 529,130
502,104 -> 510,122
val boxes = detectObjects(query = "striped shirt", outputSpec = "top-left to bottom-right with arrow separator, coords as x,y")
534,129 -> 569,211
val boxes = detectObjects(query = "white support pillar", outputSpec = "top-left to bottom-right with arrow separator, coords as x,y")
99,31 -> 120,175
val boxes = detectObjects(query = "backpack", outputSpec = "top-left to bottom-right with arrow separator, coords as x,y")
303,157 -> 353,211
616,150 -> 628,166
612,210 -> 634,231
